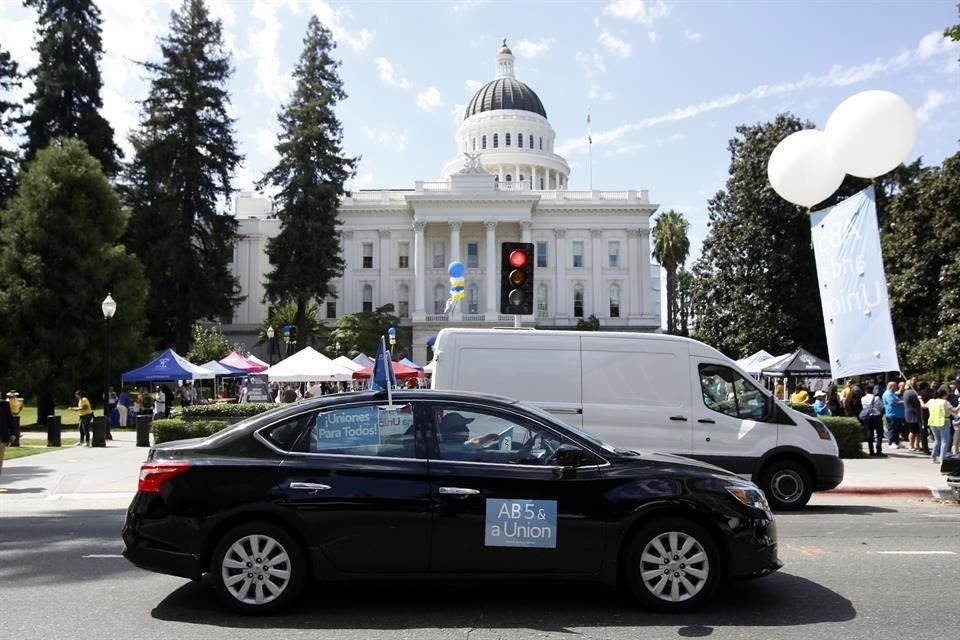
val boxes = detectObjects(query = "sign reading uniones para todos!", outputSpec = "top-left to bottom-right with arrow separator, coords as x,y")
311,406 -> 413,450
485,499 -> 557,549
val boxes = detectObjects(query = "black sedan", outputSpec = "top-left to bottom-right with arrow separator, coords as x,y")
122,390 -> 781,614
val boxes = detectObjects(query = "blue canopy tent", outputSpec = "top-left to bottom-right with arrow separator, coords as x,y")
399,357 -> 423,371
201,360 -> 247,377
121,348 -> 215,383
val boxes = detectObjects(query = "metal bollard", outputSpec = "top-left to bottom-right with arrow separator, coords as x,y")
91,416 -> 107,447
47,415 -> 62,447
136,415 -> 152,447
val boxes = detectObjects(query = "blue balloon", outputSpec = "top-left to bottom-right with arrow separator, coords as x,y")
387,327 -> 397,335
448,261 -> 465,278
451,285 -> 465,293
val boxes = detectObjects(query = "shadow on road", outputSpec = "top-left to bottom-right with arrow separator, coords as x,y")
784,503 -> 899,515
151,571 -> 854,631
0,465 -> 56,483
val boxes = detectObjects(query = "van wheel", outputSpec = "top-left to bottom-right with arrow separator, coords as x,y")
211,521 -> 306,615
621,517 -> 720,613
760,460 -> 812,511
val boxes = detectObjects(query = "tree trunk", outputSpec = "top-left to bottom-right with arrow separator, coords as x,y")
666,268 -> 676,334
295,297 -> 307,352
37,383 -> 55,428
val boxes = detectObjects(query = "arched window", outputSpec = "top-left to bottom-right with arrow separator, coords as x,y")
505,174 -> 512,182
529,134 -> 534,149
536,283 -> 548,318
467,283 -> 479,314
398,284 -> 409,318
573,284 -> 584,318
518,133 -> 523,148
362,284 -> 373,313
505,133 -> 511,147
482,135 -> 487,149
493,133 -> 499,148
434,284 -> 447,314
609,284 -> 621,318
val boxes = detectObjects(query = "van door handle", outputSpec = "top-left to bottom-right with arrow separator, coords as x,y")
669,416 -> 688,422
698,418 -> 716,424
290,482 -> 332,491
439,487 -> 480,496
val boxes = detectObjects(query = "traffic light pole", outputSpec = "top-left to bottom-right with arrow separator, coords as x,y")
514,314 -> 521,328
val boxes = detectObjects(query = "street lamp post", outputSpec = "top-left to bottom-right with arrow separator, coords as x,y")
388,327 -> 397,356
283,325 -> 292,359
101,293 -> 117,435
266,325 -> 275,367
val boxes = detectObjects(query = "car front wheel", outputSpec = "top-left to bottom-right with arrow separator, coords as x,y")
211,521 -> 306,615
622,517 -> 720,613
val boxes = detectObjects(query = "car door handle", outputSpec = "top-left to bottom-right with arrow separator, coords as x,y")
698,418 -> 716,424
669,416 -> 688,421
439,487 -> 480,496
290,482 -> 332,491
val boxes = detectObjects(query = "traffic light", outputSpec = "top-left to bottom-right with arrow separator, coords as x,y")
499,242 -> 535,315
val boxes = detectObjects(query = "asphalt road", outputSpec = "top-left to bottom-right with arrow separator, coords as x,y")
1,494 -> 958,640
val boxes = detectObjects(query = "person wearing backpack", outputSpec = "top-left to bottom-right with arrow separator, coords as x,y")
860,385 -> 885,457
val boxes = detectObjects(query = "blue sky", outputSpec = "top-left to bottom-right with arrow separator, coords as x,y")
1,0 -> 958,263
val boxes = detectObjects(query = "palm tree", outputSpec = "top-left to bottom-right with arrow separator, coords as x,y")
652,210 -> 691,334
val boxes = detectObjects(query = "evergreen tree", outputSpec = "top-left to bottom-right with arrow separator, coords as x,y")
652,209 -> 690,335
0,47 -> 21,211
328,304 -> 400,358
125,0 -> 243,354
0,139 -> 148,424
21,0 -> 121,175
691,114 -> 826,359
257,17 -> 358,351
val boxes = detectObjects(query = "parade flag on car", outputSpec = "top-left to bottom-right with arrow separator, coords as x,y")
368,336 -> 397,393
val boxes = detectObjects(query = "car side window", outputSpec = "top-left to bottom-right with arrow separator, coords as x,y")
431,406 -> 564,465
305,403 -> 418,458
699,364 -> 767,421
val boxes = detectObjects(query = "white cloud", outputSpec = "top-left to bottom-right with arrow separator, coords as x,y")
347,172 -> 375,190
452,103 -> 466,126
648,31 -> 658,43
605,142 -> 648,157
576,51 -> 607,73
916,89 -> 958,124
451,0 -> 486,11
684,30 -> 702,40
465,79 -> 483,93
417,87 -> 444,112
363,126 -> 408,153
249,1 -> 294,102
590,86 -> 616,101
598,30 -> 632,58
254,127 -> 280,164
558,29 -> 960,156
375,57 -> 412,89
603,0 -> 672,26
514,38 -> 553,58
309,0 -> 373,53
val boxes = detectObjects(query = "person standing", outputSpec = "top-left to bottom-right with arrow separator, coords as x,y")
0,392 -> 13,477
926,388 -> 956,463
903,382 -> 923,451
860,385 -> 885,456
69,390 -> 93,445
117,387 -> 130,427
882,381 -> 905,448
6,391 -> 23,446
154,386 -> 166,420
918,381 -> 934,454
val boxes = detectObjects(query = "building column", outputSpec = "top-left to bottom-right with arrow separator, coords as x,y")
449,220 -> 461,264
591,228 -> 604,317
413,221 -> 426,317
640,227 -> 653,317
498,165 -> 505,183
378,229 -> 391,307
515,164 -> 520,187
520,220 -> 531,244
485,220 -> 498,315
627,228 -> 642,319
554,227 -> 567,320
341,230 -> 354,313
532,167 -> 538,190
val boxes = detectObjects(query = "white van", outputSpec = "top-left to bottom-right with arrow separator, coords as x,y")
430,328 -> 843,510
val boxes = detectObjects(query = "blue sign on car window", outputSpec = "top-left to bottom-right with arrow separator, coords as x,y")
484,499 -> 557,548
313,407 -> 381,450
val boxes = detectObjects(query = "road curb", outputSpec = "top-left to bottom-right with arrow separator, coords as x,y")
827,486 -> 956,500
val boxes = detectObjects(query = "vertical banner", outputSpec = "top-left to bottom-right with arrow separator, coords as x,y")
810,186 -> 900,379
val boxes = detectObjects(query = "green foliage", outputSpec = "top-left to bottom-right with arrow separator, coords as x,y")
257,302 -> 327,360
185,323 -> 246,364
0,46 -> 20,210
152,418 -> 228,443
124,0 -> 243,354
675,268 -> 693,337
181,403 -> 277,419
21,0 -> 121,175
328,304 -> 400,357
0,139 -> 149,422
819,416 -> 867,459
652,209 -> 690,335
258,17 -> 357,351
691,114 -> 826,359
575,314 -> 601,331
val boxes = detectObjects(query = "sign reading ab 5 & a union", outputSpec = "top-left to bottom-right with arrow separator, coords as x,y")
484,499 -> 557,549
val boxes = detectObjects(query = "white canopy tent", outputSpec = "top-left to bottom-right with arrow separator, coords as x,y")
743,352 -> 790,376
266,347 -> 355,382
735,349 -> 773,371
332,355 -> 365,373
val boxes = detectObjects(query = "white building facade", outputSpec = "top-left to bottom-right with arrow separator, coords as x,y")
230,40 -> 661,364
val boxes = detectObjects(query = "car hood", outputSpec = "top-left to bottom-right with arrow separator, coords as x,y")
612,449 -> 737,477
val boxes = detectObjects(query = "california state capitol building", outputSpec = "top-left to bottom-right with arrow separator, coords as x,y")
228,40 -> 662,365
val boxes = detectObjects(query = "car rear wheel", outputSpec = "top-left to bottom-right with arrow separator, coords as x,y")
760,460 -> 812,511
211,522 -> 306,615
622,517 -> 720,613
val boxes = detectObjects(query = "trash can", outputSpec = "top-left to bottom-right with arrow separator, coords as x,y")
136,415 -> 152,447
10,414 -> 20,447
47,415 -> 62,447
91,416 -> 107,447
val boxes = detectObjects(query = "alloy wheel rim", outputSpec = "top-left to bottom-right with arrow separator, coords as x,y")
639,531 -> 709,602
221,534 -> 292,605
770,469 -> 802,503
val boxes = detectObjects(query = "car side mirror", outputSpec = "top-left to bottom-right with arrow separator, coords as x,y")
550,443 -> 583,468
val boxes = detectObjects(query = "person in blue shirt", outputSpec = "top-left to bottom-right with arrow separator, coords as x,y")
813,390 -> 831,416
882,381 -> 905,448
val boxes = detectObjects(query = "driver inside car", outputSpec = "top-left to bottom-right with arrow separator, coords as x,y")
437,412 -> 499,460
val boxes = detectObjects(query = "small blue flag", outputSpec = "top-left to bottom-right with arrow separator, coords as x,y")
368,336 -> 397,392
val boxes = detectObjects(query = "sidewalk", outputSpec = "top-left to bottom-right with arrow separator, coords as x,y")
0,433 -> 955,512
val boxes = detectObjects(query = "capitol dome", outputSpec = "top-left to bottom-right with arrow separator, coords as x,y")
464,78 -> 547,119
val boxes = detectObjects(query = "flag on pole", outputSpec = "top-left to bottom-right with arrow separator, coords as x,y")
586,112 -> 592,144
368,336 -> 397,394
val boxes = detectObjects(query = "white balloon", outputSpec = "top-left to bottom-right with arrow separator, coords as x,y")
767,129 -> 845,207
825,90 -> 917,179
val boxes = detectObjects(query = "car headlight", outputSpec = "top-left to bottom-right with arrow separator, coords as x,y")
726,485 -> 771,512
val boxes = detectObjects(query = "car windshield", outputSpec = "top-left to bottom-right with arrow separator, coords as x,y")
515,400 -> 631,456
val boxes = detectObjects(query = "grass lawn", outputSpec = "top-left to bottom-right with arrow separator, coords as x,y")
4,437 -> 81,460
14,405 -> 80,427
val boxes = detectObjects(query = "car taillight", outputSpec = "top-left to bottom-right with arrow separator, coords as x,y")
138,461 -> 190,493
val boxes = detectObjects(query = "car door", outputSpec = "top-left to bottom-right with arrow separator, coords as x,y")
691,361 -> 778,474
278,401 -> 433,573
425,402 -> 607,575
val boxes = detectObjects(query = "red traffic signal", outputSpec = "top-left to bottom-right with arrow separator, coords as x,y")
500,242 -> 535,315
508,250 -> 527,268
